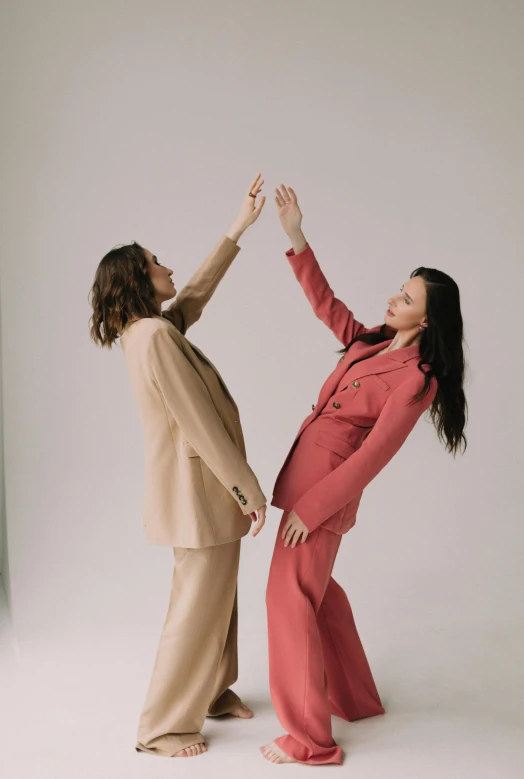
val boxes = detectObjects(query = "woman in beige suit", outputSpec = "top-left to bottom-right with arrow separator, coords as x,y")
89,175 -> 267,758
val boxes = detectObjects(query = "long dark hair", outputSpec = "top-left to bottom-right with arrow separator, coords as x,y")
339,267 -> 467,456
89,242 -> 159,348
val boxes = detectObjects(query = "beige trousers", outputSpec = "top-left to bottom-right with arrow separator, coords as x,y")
136,538 -> 242,756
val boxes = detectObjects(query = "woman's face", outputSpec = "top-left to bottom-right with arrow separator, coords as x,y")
384,275 -> 428,332
143,249 -> 176,305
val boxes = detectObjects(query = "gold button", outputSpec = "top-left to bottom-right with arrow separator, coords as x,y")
352,380 -> 360,389
333,402 -> 340,409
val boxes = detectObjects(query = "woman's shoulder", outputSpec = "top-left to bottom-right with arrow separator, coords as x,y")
121,316 -> 179,353
123,315 -> 172,337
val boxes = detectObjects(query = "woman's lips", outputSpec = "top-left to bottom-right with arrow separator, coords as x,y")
386,308 -> 395,317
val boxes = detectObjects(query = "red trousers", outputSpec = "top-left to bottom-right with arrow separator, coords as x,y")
266,512 -> 385,765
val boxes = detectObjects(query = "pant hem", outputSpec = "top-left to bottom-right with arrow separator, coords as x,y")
274,734 -> 343,765
136,732 -> 205,757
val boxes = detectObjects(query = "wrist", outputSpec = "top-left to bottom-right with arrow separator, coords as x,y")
226,220 -> 246,244
288,229 -> 307,253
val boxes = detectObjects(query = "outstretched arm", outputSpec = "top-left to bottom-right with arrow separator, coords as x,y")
162,174 -> 266,334
162,236 -> 241,334
275,184 -> 366,345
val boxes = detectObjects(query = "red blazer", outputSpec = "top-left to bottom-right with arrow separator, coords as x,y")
271,244 -> 438,535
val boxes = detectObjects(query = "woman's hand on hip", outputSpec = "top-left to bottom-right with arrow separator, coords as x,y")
250,503 -> 267,537
275,184 -> 307,253
282,509 -> 309,548
227,174 -> 266,242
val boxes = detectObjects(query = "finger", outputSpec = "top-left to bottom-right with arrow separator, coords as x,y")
249,512 -> 257,523
283,526 -> 295,547
291,529 -> 301,548
288,186 -> 298,204
254,195 -> 266,213
275,189 -> 285,208
252,517 -> 264,536
282,520 -> 292,539
251,178 -> 264,196
249,173 -> 262,192
301,530 -> 308,543
280,184 -> 292,203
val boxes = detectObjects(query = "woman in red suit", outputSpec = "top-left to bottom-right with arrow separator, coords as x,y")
261,185 -> 467,766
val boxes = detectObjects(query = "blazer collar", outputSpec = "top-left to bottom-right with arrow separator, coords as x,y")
341,340 -> 420,384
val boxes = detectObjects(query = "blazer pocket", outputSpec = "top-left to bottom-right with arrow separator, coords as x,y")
370,374 -> 390,391
313,431 -> 355,460
182,440 -> 200,458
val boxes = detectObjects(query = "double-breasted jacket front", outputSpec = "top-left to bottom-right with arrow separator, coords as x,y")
271,244 -> 437,534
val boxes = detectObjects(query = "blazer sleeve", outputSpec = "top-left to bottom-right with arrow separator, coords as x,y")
286,243 -> 367,345
294,373 -> 437,532
148,326 -> 266,515
161,236 -> 241,334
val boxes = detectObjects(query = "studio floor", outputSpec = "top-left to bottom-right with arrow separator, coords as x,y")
1,582 -> 522,779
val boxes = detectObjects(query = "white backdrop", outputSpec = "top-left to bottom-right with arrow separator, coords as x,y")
0,0 -> 522,743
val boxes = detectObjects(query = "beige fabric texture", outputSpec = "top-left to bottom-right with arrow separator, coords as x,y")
120,236 -> 266,547
136,538 -> 241,755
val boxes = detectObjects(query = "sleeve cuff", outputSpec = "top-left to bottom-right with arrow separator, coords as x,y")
294,496 -> 324,533
231,485 -> 266,515
286,243 -> 311,259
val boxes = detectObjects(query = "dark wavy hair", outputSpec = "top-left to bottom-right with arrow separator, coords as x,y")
89,242 -> 159,348
339,267 -> 467,456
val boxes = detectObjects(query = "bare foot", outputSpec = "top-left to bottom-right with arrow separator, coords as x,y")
260,741 -> 296,764
229,701 -> 254,719
174,742 -> 207,757
210,700 -> 254,718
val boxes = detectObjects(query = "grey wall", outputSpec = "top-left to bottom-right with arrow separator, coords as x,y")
0,290 -> 10,610
0,0 -> 522,652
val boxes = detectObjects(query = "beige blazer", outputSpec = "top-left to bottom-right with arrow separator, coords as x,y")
120,236 -> 266,547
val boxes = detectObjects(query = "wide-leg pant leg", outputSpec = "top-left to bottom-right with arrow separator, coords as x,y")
318,576 -> 385,722
136,538 -> 241,756
207,586 -> 243,716
266,512 -> 344,765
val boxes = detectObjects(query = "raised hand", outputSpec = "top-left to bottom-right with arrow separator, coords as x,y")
227,174 -> 266,243
275,184 -> 303,237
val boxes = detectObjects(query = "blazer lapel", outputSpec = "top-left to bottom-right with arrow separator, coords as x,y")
155,316 -> 239,408
286,337 -> 420,454
184,337 -> 239,408
340,341 -> 421,387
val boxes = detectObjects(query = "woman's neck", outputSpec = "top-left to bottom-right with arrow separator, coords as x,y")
385,328 -> 421,352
